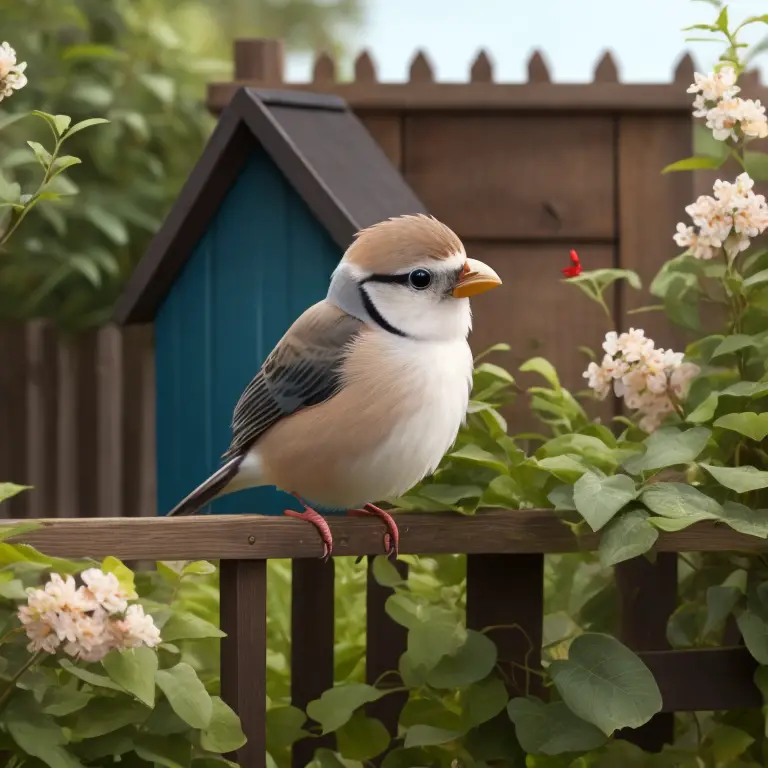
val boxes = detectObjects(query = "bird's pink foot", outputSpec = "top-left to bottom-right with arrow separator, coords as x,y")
348,504 -> 399,558
284,497 -> 332,561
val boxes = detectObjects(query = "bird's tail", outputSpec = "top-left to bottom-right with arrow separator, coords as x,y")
166,456 -> 243,517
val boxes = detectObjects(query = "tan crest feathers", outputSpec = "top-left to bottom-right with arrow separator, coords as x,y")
346,214 -> 464,272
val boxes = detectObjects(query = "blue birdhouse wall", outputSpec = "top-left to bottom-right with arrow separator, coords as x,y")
154,149 -> 341,516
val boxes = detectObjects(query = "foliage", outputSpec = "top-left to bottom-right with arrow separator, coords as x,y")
0,525 -> 246,766
0,0 -> 362,329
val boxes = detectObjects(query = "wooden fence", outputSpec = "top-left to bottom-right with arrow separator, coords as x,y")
9,512 -> 765,767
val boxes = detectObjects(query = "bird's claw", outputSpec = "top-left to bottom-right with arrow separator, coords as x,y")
348,504 -> 399,558
284,504 -> 333,561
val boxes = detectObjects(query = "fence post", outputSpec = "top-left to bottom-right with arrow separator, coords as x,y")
366,557 -> 408,744
220,558 -> 268,768
291,559 -> 336,767
234,39 -> 284,83
616,554 -> 677,750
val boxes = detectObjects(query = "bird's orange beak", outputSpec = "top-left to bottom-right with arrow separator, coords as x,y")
452,258 -> 503,298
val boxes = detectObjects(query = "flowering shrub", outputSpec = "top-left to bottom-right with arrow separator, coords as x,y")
0,515 -> 246,765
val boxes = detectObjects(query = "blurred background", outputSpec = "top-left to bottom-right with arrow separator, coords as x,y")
2,0 -> 768,332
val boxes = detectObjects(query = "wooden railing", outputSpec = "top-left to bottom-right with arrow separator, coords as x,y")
8,511 -> 766,767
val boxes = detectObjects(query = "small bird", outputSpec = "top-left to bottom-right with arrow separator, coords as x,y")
167,214 -> 502,559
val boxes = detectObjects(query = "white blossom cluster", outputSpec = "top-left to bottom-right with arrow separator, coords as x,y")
688,65 -> 768,142
0,42 -> 26,102
17,569 -> 161,662
583,329 -> 700,433
674,172 -> 768,260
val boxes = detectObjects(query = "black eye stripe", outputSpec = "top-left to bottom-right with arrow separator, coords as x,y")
362,273 -> 412,285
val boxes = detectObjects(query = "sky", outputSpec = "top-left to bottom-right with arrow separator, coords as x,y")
286,0 -> 768,83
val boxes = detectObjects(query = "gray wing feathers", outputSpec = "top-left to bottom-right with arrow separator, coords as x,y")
223,302 -> 363,460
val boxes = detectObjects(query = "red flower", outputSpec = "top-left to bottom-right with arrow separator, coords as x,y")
562,249 -> 582,278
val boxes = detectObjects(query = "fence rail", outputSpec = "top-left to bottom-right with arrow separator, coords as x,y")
5,512 -> 764,767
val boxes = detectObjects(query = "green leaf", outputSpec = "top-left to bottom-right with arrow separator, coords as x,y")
623,427 -> 711,473
462,677 -> 509,727
507,698 -> 607,756
473,342 -> 511,362
701,463 -> 768,493
549,633 -> 662,735
745,151 -> 768,181
0,520 -> 41,542
337,711 -> 390,760
448,444 -> 508,473
573,472 -> 637,531
161,610 -> 225,641
407,620 -> 464,672
719,501 -> 768,538
687,392 -> 719,424
50,155 -> 82,178
5,694 -> 84,768
641,482 -> 722,522
0,483 -> 32,504
101,555 -> 136,596
27,141 -> 52,169
155,662 -> 213,729
266,706 -> 307,750
711,334 -> 761,359
0,576 -> 27,599
520,357 -> 561,390
372,555 -> 405,588
200,696 -> 247,753
535,455 -> 590,482
31,110 -> 59,139
135,734 -> 192,768
403,724 -> 462,748
704,585 -> 742,636
65,117 -> 110,137
53,115 -> 72,135
83,206 -> 129,246
723,380 -> 768,399
182,560 -> 216,576
42,689 -> 93,717
598,508 -> 658,567
474,361 -> 515,384
306,684 -> 384,734
427,629 -> 497,688
714,412 -> 768,441
141,73 -> 176,103
662,155 -> 725,173
72,697 -> 148,739
706,723 -> 754,764
743,268 -> 768,290
102,646 -> 158,707
737,610 -> 768,664
59,658 -> 125,691
694,122 -> 730,160
144,700 -> 190,735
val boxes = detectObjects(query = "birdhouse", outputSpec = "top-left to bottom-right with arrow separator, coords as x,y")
114,88 -> 427,516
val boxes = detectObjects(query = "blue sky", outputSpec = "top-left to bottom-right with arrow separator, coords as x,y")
287,0 -> 768,83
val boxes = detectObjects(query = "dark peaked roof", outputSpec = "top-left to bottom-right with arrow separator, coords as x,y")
113,88 -> 427,324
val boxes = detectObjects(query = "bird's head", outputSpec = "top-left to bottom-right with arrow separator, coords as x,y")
327,214 -> 502,341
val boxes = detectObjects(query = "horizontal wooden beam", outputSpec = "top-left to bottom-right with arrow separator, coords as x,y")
639,648 -> 761,712
206,82 -> 717,115
3,510 -> 768,561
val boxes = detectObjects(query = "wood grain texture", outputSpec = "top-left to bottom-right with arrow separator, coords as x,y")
0,324 -> 29,519
6,511 -> 768,560
637,648 -> 760,712
359,114 -> 402,169
207,82 -> 766,114
616,554 -> 677,751
366,557 -> 408,741
467,554 -> 545,698
291,559 -> 335,767
403,115 -> 614,240
617,115 -> 692,350
25,322 -> 58,519
220,559 -> 267,768
465,243 -> 615,432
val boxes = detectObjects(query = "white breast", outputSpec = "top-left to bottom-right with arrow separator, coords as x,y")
341,332 -> 473,504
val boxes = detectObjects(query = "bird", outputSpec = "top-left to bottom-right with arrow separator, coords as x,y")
167,214 -> 502,560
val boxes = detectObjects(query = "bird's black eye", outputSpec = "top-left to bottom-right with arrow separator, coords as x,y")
409,268 -> 432,290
